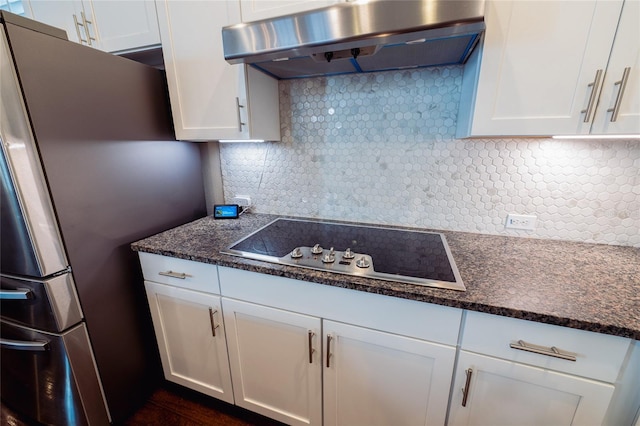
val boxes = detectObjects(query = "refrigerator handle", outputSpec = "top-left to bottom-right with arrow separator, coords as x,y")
0,288 -> 34,300
0,338 -> 49,351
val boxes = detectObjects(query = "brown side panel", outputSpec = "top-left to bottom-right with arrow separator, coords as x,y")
6,21 -> 175,142
6,22 -> 206,423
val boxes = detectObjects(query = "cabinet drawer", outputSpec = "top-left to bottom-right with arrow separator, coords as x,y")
462,311 -> 631,383
139,252 -> 220,294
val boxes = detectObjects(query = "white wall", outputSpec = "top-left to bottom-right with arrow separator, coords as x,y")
218,66 -> 639,247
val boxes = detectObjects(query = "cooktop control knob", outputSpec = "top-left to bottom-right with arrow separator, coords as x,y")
342,248 -> 355,260
356,256 -> 370,269
311,244 -> 323,255
322,247 -> 336,263
291,247 -> 303,259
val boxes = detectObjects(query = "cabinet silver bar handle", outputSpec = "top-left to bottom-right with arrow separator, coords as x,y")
0,288 -> 33,300
326,334 -> 333,368
308,330 -> 315,364
461,368 -> 472,407
73,14 -> 87,44
607,67 -> 631,122
80,11 -> 95,45
509,339 -> 577,361
581,69 -> 603,123
158,270 -> 192,280
235,97 -> 246,131
208,308 -> 220,337
1,338 -> 49,352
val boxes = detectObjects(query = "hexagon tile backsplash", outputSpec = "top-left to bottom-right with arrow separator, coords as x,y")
220,66 -> 640,247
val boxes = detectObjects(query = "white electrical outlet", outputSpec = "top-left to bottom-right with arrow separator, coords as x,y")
505,214 -> 537,231
232,195 -> 252,207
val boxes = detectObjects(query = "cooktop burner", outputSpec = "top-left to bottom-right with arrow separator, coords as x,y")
222,218 -> 465,291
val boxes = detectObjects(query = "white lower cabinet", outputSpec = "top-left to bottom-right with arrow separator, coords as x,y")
323,320 -> 455,426
448,351 -> 615,425
222,298 -> 322,426
139,256 -> 637,426
448,310 -> 632,426
218,266 -> 460,426
144,281 -> 234,404
222,297 -> 456,426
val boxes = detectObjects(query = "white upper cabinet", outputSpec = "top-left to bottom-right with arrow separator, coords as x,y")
24,0 -> 160,53
23,1 -> 80,42
591,0 -> 640,135
85,1 -> 160,53
458,0 -> 639,137
239,0 -> 342,22
155,0 -> 280,142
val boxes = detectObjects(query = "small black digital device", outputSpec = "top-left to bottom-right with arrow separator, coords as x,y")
213,204 -> 240,219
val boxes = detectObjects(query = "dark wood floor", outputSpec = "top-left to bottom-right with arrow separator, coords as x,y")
123,383 -> 285,426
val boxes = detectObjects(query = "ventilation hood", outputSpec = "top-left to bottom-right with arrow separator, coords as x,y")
222,0 -> 485,79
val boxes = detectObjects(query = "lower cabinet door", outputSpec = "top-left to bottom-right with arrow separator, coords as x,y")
323,320 -> 456,426
448,351 -> 615,425
144,281 -> 233,403
222,298 -> 322,426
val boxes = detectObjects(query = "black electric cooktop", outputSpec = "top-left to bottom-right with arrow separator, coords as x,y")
222,218 -> 465,291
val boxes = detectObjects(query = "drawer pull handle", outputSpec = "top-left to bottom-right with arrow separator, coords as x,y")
581,69 -> 603,123
461,368 -> 472,407
308,330 -> 315,364
80,11 -> 96,46
158,270 -> 192,280
607,66 -> 631,122
208,308 -> 220,337
235,97 -> 246,131
73,14 -> 86,44
326,334 -> 333,368
510,340 -> 576,361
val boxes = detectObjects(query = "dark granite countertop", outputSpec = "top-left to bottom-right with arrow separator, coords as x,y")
131,213 -> 640,340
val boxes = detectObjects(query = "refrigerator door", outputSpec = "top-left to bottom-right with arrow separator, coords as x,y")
5,14 -> 206,422
0,26 -> 68,278
0,320 -> 110,425
0,273 -> 83,332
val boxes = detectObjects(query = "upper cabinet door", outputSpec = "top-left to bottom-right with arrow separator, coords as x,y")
156,1 -> 280,142
239,0 -> 342,22
24,0 -> 160,52
88,0 -> 160,53
591,0 -> 640,135
156,0 -> 244,141
459,0 -> 624,137
24,0 -> 85,44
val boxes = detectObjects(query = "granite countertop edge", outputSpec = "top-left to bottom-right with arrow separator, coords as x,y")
131,214 -> 640,341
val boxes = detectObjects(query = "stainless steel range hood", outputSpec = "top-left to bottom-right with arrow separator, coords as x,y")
222,0 -> 485,79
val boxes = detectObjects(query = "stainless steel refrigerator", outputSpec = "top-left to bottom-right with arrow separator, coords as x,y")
0,11 -> 206,425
